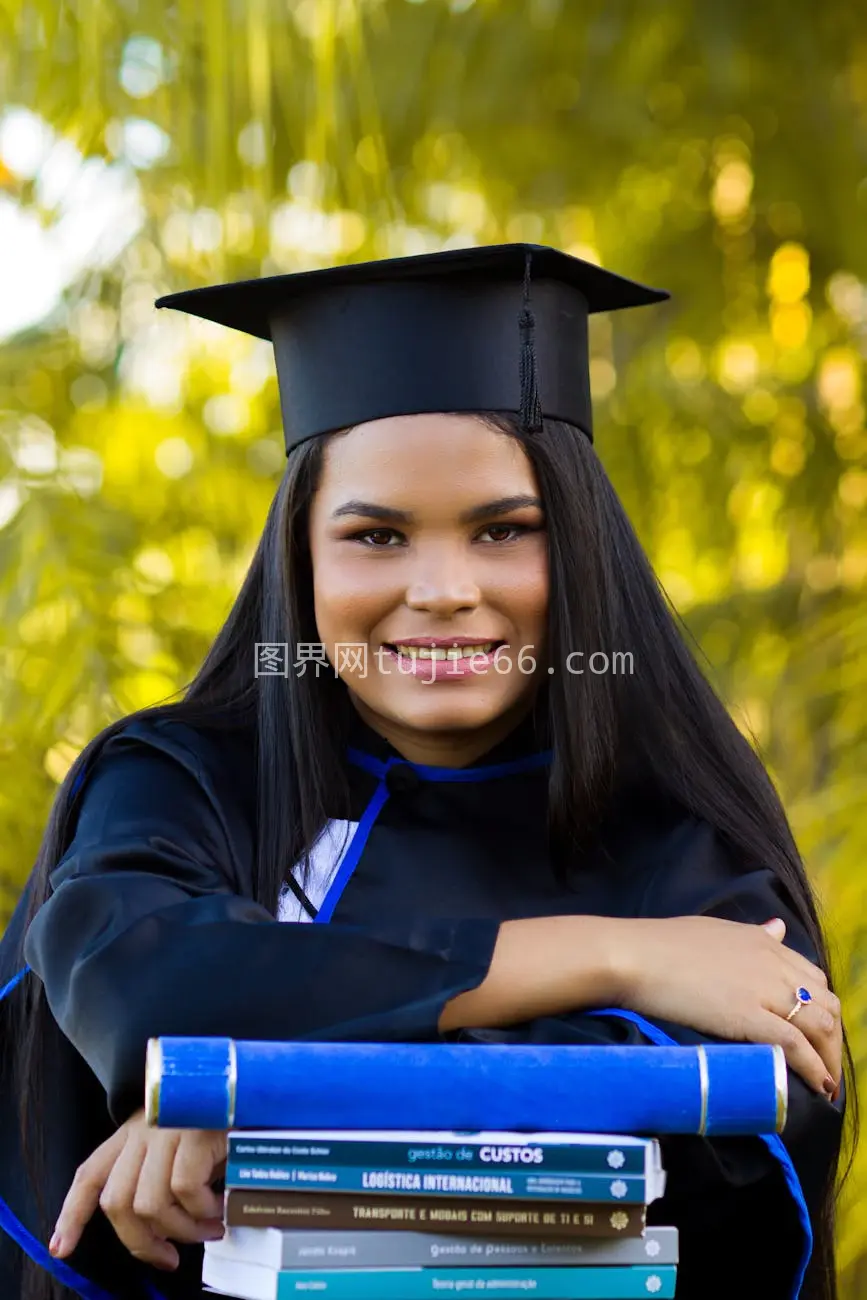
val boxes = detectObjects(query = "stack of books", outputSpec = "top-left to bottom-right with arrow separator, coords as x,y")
203,1128 -> 677,1299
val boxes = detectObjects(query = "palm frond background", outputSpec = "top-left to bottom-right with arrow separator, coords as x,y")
1,0 -> 865,1285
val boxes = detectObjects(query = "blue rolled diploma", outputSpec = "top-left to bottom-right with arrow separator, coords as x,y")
146,1039 -> 787,1135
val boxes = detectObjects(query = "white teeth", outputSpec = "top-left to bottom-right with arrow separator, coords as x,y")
393,642 -> 496,661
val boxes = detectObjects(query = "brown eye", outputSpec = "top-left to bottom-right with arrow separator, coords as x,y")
359,528 -> 401,546
479,524 -> 526,543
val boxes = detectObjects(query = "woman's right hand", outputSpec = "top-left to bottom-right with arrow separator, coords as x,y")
611,915 -> 842,1097
50,1107 -> 226,1270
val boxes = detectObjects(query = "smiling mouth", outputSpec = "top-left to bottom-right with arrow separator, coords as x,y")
384,641 -> 506,661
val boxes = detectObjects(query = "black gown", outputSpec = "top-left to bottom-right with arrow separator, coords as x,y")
0,707 -> 844,1300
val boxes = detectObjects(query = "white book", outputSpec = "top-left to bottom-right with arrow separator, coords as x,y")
206,1226 -> 679,1271
228,1128 -> 661,1148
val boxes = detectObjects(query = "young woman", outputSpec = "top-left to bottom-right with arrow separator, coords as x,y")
0,245 -> 850,1300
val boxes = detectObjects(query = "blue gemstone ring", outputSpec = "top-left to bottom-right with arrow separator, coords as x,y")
785,986 -> 813,1021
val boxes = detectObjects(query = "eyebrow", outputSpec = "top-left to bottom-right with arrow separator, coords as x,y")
331,495 -> 544,525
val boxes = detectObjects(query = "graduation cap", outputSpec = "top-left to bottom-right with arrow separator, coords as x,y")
155,243 -> 669,454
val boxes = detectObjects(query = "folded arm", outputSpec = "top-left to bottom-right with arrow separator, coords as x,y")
24,730 -> 500,1124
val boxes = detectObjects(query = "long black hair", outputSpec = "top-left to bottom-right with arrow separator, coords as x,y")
6,412 -> 854,1300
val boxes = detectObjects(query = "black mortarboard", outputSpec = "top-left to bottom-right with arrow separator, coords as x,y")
155,243 -> 669,454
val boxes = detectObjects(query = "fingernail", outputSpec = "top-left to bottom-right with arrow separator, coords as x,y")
823,1075 -> 836,1098
48,1233 -> 61,1256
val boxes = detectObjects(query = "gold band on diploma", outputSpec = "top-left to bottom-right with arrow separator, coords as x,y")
773,1042 -> 789,1132
696,1044 -> 710,1135
144,1038 -> 163,1126
227,1038 -> 238,1128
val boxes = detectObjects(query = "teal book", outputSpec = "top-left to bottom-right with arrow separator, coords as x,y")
202,1257 -> 677,1300
224,1163 -> 657,1203
226,1130 -> 655,1176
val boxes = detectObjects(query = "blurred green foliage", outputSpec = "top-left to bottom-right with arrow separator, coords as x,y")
0,0 -> 865,1286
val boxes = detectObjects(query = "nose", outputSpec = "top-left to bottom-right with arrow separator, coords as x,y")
404,544 -> 482,615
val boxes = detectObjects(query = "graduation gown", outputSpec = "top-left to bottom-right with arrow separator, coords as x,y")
0,707 -> 843,1300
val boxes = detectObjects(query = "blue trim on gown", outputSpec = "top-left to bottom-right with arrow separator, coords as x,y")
0,965 -> 173,1300
586,1008 -> 811,1300
316,747 -> 554,923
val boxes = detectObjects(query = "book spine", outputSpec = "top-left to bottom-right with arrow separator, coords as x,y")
226,1137 -> 647,1175
225,1164 -> 647,1202
224,1190 -> 647,1239
213,1226 -> 679,1269
273,1266 -> 677,1299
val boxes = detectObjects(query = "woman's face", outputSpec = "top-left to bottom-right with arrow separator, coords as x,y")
308,413 -> 549,758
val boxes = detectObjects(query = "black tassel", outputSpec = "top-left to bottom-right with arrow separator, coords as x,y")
519,249 -> 543,433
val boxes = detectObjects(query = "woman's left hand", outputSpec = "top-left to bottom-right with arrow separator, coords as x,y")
49,1107 -> 227,1271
